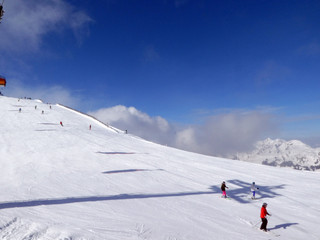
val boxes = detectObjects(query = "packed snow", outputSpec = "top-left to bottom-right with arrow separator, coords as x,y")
0,96 -> 319,240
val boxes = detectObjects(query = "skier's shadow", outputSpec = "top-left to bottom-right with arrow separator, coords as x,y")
210,179 -> 286,204
269,223 -> 298,230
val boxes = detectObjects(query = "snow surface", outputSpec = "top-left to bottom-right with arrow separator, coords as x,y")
0,96 -> 319,240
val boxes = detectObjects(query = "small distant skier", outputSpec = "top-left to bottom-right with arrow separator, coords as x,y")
19,108 -> 21,113
251,182 -> 259,199
221,181 -> 228,198
60,121 -> 63,127
89,125 -> 91,130
260,202 -> 271,232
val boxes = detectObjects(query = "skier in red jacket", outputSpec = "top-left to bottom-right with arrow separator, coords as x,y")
260,202 -> 271,231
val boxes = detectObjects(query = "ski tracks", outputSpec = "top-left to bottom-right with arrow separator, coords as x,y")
0,217 -> 76,240
0,218 -> 181,240
0,217 -> 51,240
238,217 -> 280,238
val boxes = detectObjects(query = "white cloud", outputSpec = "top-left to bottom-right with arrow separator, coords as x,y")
297,42 -> 320,56
5,79 -> 82,108
302,136 -> 320,148
0,0 -> 92,52
88,106 -> 174,145
254,61 -> 291,87
0,0 -> 92,108
144,45 -> 160,62
89,106 -> 279,157
179,111 -> 278,157
175,128 -> 199,151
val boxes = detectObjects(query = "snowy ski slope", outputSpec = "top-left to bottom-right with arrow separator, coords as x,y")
0,96 -> 319,240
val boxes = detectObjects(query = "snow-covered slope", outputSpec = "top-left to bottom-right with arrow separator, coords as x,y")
0,96 -> 319,240
233,138 -> 320,171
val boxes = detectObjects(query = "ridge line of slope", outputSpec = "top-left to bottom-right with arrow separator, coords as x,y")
56,103 -> 124,134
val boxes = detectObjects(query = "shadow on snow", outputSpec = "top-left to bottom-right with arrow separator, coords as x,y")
97,151 -> 136,155
269,223 -> 298,230
38,123 -> 60,125
102,169 -> 164,174
210,179 -> 285,204
0,179 -> 286,209
0,190 -> 215,210
35,129 -> 58,132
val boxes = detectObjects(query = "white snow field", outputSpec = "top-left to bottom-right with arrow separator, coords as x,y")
0,96 -> 319,240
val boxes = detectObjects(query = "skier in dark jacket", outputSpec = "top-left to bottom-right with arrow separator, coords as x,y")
221,181 -> 228,198
260,202 -> 271,231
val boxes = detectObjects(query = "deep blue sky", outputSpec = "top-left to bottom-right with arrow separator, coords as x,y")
48,1 -> 320,115
1,0 -> 320,149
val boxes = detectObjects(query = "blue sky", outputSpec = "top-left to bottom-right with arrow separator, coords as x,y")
1,0 -> 320,155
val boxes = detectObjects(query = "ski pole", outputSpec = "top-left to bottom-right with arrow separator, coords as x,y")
265,215 -> 272,223
253,219 -> 261,227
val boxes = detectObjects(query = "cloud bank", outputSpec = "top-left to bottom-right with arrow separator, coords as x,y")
0,0 -> 92,52
88,106 -> 175,145
0,0 -> 93,109
89,106 -> 278,157
4,79 -> 82,108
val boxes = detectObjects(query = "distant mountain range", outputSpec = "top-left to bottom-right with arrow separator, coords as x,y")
231,138 -> 320,171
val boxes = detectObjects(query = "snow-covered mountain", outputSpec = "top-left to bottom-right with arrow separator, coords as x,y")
232,138 -> 320,171
0,95 -> 319,240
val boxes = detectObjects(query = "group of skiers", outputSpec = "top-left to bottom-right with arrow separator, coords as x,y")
221,181 -> 271,232
16,100 -> 95,130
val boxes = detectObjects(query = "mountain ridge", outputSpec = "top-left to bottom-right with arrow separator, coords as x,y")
232,138 -> 320,171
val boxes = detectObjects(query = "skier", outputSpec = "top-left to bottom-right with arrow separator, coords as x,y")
221,181 -> 228,198
89,125 -> 91,130
251,182 -> 259,199
60,121 -> 63,127
260,202 -> 271,232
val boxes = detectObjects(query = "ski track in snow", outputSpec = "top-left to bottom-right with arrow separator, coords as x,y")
0,96 -> 320,240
